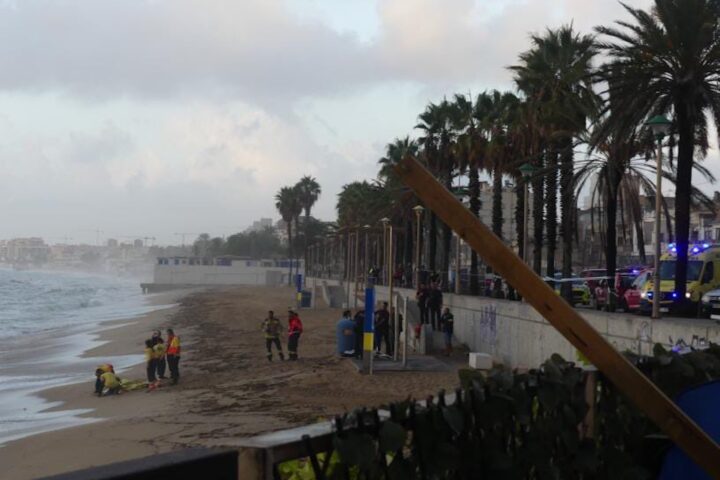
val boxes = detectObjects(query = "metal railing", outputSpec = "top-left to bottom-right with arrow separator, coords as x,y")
40,448 -> 238,480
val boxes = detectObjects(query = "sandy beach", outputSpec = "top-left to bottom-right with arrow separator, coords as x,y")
1,285 -> 461,479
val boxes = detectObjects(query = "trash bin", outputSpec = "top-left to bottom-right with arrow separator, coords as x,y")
300,290 -> 312,308
336,316 -> 356,356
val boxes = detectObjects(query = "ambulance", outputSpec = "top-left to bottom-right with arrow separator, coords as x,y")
640,243 -> 720,314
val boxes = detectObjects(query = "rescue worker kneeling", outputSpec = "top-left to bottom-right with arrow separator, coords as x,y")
95,368 -> 122,396
94,364 -> 115,396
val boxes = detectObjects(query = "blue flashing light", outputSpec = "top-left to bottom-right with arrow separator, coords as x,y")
703,243 -> 710,249
671,247 -> 678,253
692,247 -> 701,254
647,292 -> 653,299
632,269 -> 640,275
672,292 -> 678,299
669,243 -> 676,248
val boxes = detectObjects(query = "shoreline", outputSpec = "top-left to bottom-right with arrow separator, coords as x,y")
1,285 -> 462,479
0,289 -> 187,447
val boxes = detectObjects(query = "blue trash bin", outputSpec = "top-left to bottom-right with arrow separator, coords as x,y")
336,317 -> 356,356
300,290 -> 312,308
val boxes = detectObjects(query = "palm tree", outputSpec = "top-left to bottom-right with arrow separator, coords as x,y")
452,93 -> 488,294
511,25 -> 598,300
596,0 -> 720,299
295,176 -> 321,280
416,101 -> 457,286
275,186 -> 302,285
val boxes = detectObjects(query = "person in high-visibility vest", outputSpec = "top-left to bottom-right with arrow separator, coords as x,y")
262,310 -> 284,361
166,328 -> 181,384
287,310 -> 303,361
152,330 -> 167,379
94,364 -> 115,395
145,339 -> 158,390
95,368 -> 121,396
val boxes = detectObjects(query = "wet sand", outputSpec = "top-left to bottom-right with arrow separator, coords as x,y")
0,285 -> 461,479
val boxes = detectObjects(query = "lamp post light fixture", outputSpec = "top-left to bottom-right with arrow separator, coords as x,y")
413,205 -> 424,288
645,114 -> 672,320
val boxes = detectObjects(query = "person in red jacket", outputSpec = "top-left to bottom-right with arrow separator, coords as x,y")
287,309 -> 303,361
166,328 -> 181,385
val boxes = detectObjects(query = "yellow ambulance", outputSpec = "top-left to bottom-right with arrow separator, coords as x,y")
641,243 -> 720,314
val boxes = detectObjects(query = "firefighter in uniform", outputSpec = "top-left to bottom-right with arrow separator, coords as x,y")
262,310 -> 284,361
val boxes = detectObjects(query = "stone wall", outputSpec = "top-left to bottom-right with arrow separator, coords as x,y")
309,277 -> 720,368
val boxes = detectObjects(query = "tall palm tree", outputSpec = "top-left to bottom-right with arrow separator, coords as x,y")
295,176 -> 321,280
511,25 -> 598,300
596,0 -> 720,299
416,101 -> 457,286
452,93 -> 488,294
275,186 -> 302,285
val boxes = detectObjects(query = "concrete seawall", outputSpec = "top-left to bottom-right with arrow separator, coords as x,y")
310,277 -> 720,367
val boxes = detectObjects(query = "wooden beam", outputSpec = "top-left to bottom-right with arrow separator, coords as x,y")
393,155 -> 720,476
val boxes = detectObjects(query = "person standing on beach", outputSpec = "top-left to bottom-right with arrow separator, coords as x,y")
261,310 -> 284,361
428,282 -> 443,331
416,283 -> 429,326
440,307 -> 454,356
151,330 -> 167,379
287,310 -> 303,361
353,309 -> 365,358
166,328 -> 181,384
374,302 -> 391,355
144,339 -> 158,390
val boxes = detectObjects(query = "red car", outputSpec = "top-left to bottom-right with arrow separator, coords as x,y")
622,268 -> 652,312
592,267 -> 644,310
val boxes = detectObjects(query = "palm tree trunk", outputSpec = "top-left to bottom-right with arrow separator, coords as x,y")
560,138 -> 575,301
303,213 -> 309,282
429,212 -> 437,273
605,165 -> 622,311
674,108 -> 694,300
469,166 -> 481,295
287,224 -> 293,286
492,161 -> 503,297
441,173 -> 453,289
532,148 -> 545,275
545,146 -> 558,281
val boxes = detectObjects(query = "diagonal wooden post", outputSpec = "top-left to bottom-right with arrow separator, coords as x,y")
394,155 -> 720,477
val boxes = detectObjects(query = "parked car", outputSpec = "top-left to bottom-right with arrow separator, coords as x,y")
554,273 -> 591,306
622,268 -> 652,312
594,267 -> 644,310
580,268 -> 607,300
701,288 -> 720,319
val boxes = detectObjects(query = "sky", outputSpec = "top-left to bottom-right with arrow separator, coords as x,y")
0,0 -> 698,246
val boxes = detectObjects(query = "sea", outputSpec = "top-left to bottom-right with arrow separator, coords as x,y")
0,268 -> 171,445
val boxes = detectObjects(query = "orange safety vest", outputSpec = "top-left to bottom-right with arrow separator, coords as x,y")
167,335 -> 181,356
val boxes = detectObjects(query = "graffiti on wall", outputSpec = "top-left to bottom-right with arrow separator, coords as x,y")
478,305 -> 497,345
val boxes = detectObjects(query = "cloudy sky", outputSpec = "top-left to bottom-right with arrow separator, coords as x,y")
0,0 -> 685,245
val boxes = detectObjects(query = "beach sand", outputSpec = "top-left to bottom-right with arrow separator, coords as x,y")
0,285 -> 461,479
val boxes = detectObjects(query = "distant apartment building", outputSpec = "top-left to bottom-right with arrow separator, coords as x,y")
5,237 -> 50,264
576,192 -> 720,267
245,218 -> 274,233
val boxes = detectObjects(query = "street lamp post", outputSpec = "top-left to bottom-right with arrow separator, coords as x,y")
518,163 -> 535,266
646,115 -> 672,319
413,205 -> 424,288
363,225 -> 371,285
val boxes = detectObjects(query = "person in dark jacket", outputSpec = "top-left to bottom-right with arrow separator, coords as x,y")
374,302 -> 392,355
353,309 -> 365,358
416,284 -> 429,326
440,307 -> 454,356
428,282 -> 443,331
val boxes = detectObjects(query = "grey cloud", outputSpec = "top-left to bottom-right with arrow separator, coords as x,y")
65,123 -> 135,164
0,0 -> 654,106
